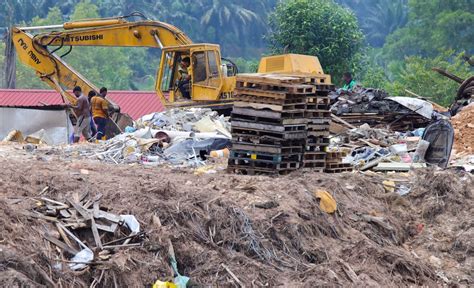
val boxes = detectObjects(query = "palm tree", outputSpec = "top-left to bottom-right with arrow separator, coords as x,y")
362,0 -> 408,47
200,0 -> 262,43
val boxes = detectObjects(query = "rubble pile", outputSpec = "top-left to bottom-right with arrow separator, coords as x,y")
330,88 -> 434,131
29,193 -> 143,271
65,108 -> 232,167
452,103 -> 474,154
0,154 -> 472,286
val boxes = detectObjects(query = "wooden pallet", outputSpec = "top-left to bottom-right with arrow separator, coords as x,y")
230,150 -> 302,162
231,107 -> 307,123
233,136 -> 306,147
231,127 -> 307,142
231,120 -> 306,133
233,101 -> 306,113
325,162 -> 352,169
234,88 -> 290,99
301,167 -> 325,173
324,167 -> 353,173
303,152 -> 326,161
228,158 -> 301,170
231,142 -> 304,154
235,94 -> 306,105
305,110 -> 332,118
308,123 -> 330,131
326,151 -> 348,160
305,139 -> 330,152
274,73 -> 332,85
302,161 -> 326,169
306,96 -> 330,105
231,127 -> 307,141
307,118 -> 331,125
307,131 -> 330,137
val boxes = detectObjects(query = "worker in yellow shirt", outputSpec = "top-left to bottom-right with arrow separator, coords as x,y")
91,87 -> 110,140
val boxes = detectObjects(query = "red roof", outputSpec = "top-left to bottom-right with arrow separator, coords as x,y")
0,89 -> 164,119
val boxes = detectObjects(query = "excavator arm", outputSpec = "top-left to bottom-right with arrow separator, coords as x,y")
11,17 -> 192,105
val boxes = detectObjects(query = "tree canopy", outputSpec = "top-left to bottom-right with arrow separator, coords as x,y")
268,0 -> 365,83
1,0 -> 472,107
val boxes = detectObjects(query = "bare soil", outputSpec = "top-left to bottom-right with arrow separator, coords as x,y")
0,143 -> 472,287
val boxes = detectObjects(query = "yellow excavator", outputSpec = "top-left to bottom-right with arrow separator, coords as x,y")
11,13 -> 331,113
11,13 -> 237,110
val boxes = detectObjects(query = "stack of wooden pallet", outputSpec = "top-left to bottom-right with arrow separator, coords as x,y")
228,74 -> 315,175
302,78 -> 333,171
325,151 -> 353,173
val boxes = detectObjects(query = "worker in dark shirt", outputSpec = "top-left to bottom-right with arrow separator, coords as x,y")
71,86 -> 92,143
177,57 -> 191,99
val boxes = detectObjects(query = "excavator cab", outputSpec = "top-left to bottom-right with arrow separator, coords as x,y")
156,44 -> 235,109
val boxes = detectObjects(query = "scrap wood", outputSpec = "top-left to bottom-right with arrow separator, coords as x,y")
361,215 -> 395,233
43,233 -> 79,255
331,114 -> 357,129
221,264 -> 245,288
338,259 -> 359,283
56,222 -> 74,248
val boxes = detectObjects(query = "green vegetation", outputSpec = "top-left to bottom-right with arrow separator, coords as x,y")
1,0 -> 472,106
268,0 -> 364,84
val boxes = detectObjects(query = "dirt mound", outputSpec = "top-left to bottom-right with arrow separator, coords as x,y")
0,154 -> 472,287
452,103 -> 474,154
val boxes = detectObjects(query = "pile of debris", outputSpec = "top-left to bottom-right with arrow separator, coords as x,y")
72,108 -> 232,167
26,192 -> 143,271
330,88 -> 435,131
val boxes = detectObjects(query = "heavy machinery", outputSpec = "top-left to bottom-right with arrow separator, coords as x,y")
11,13 -> 237,111
11,14 -> 331,116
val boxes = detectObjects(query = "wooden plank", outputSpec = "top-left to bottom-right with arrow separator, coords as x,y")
232,143 -> 303,154
94,210 -> 122,223
231,120 -> 304,132
331,114 -> 356,129
44,233 -> 80,255
90,217 -> 103,249
67,199 -> 91,221
56,222 -> 74,249
234,101 -> 285,112
232,107 -> 307,121
235,88 -> 288,99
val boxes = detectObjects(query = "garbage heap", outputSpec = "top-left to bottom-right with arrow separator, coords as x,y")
330,88 -> 433,131
76,108 -> 232,167
228,73 -> 338,175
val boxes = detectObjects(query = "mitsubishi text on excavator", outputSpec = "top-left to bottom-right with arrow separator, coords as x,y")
11,13 -> 237,112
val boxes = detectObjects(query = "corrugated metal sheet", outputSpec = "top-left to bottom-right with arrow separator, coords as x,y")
0,89 -> 164,119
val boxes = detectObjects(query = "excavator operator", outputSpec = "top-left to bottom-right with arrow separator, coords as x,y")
177,57 -> 191,99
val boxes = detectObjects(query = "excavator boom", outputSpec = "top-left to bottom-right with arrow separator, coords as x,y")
11,17 -> 193,105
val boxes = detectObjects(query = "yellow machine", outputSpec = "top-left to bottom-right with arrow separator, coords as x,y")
11,14 -> 236,109
11,14 -> 329,111
257,54 -> 332,83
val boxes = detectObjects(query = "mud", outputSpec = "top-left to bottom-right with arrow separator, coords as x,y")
452,103 -> 474,154
0,145 -> 472,287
